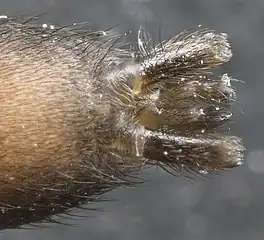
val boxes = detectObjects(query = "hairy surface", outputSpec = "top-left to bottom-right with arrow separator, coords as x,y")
0,15 -> 244,229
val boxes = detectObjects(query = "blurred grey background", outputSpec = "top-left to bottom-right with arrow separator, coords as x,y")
0,0 -> 263,239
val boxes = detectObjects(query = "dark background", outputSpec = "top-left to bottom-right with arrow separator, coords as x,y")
0,0 -> 263,239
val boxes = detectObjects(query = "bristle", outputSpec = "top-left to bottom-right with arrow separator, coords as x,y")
143,130 -> 244,175
134,77 -> 235,133
139,28 -> 232,79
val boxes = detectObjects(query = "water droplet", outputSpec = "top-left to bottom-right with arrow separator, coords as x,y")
42,23 -> 48,29
199,109 -> 205,115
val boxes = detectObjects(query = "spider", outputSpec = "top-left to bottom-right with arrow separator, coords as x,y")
0,15 -> 244,229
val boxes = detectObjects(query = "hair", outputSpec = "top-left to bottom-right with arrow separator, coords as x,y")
0,15 -> 244,230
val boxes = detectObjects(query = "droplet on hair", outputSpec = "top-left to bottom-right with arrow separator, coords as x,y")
42,23 -> 48,29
